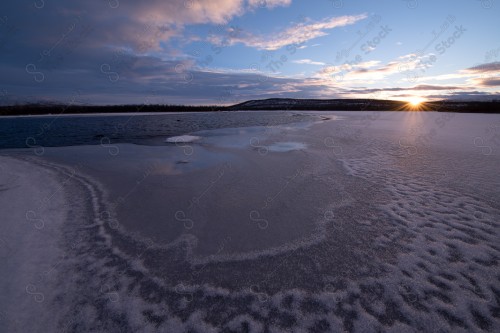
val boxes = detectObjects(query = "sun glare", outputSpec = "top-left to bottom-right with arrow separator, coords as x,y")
408,97 -> 425,107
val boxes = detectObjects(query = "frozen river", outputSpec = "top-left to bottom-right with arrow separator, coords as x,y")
1,111 -> 499,332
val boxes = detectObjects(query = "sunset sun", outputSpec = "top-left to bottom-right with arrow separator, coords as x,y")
408,96 -> 425,107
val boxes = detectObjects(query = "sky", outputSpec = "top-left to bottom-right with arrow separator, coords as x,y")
1,0 -> 499,105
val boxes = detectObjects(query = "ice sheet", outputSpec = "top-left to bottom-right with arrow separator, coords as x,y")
165,135 -> 202,143
1,111 -> 499,332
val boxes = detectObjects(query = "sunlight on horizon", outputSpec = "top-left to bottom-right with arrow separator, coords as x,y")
408,96 -> 426,107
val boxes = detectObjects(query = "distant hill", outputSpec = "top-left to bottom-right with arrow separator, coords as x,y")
1,98 -> 499,116
229,98 -> 500,113
230,98 -> 405,111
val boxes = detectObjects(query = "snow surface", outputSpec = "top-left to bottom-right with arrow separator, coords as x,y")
165,135 -> 202,143
266,142 -> 307,152
1,111 -> 499,332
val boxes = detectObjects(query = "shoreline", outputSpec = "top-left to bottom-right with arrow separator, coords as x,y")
2,109 -> 500,119
0,156 -> 71,332
2,98 -> 500,117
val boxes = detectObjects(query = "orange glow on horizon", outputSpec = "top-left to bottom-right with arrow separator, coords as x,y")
401,96 -> 429,111
408,96 -> 425,107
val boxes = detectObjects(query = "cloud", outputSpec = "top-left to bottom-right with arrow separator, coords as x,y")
473,78 -> 500,87
3,0 -> 497,106
208,14 -> 367,50
292,59 -> 326,66
3,0 -> 287,54
2,1 -> 364,105
418,62 -> 500,83
410,84 -> 462,91
346,84 -> 464,94
248,0 -> 292,8
426,91 -> 500,101
0,0 -> 303,106
465,61 -> 500,73
314,53 -> 438,84
458,62 -> 500,89
1,48 -> 342,105
3,45 -> 496,105
318,60 -> 381,76
418,73 -> 470,81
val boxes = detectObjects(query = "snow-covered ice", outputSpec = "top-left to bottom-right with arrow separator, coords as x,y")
165,135 -> 202,143
1,111 -> 499,332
